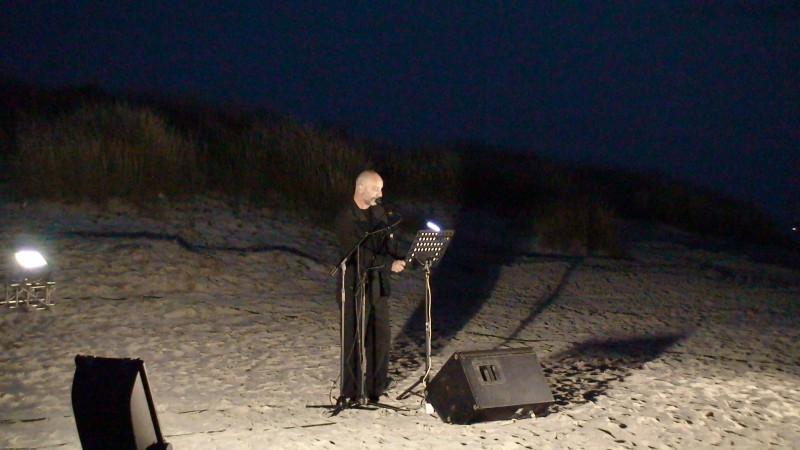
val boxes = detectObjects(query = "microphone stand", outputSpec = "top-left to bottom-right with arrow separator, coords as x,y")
328,209 -> 403,416
330,229 -> 375,415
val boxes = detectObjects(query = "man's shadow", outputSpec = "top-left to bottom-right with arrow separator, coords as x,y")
390,206 -> 523,378
540,332 -> 687,412
387,148 -> 556,384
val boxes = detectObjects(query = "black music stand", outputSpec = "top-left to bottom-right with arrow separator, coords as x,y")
397,229 -> 454,402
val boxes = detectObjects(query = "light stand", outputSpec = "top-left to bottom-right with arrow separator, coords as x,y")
397,229 -> 454,402
3,250 -> 55,310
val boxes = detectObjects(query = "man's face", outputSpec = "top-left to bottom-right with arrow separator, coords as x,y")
359,175 -> 384,207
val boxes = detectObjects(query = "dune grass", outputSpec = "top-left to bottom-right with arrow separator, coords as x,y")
375,144 -> 462,203
13,102 -> 198,202
225,118 -> 371,220
1,81 -> 792,251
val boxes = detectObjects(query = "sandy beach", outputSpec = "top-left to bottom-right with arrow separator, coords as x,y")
2,195 -> 799,449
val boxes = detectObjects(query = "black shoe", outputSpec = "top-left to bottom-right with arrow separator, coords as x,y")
368,394 -> 381,404
336,395 -> 358,408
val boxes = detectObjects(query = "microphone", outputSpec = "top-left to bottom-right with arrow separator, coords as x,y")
376,197 -> 399,217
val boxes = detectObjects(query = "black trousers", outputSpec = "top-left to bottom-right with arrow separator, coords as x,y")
340,279 -> 391,400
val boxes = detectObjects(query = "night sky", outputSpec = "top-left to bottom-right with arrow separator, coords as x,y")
2,1 -> 798,229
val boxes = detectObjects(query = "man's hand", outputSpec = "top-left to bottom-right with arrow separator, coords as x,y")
391,259 -> 406,273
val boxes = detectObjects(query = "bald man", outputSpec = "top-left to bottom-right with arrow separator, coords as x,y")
334,170 -> 406,406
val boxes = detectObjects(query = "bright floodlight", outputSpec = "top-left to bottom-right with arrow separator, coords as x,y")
426,221 -> 441,232
15,250 -> 48,270
4,249 -> 55,310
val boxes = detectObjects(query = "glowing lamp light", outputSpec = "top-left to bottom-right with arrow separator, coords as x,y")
426,221 -> 441,232
15,250 -> 48,270
4,248 -> 55,310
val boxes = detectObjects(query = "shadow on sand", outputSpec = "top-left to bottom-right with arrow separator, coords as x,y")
62,230 -> 323,263
390,207 -> 538,378
540,333 -> 687,413
501,258 -> 582,345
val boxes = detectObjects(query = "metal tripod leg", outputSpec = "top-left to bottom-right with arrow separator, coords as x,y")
339,262 -> 346,400
357,270 -> 368,405
335,249 -> 371,411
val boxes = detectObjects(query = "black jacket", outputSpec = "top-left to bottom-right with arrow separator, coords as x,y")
334,201 -> 403,297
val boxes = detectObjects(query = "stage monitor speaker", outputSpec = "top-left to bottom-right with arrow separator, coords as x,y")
427,347 -> 554,424
71,355 -> 172,450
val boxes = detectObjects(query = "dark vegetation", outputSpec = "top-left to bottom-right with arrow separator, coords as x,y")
0,79 -> 792,252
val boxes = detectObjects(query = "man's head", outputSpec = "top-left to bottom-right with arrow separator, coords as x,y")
353,170 -> 383,209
